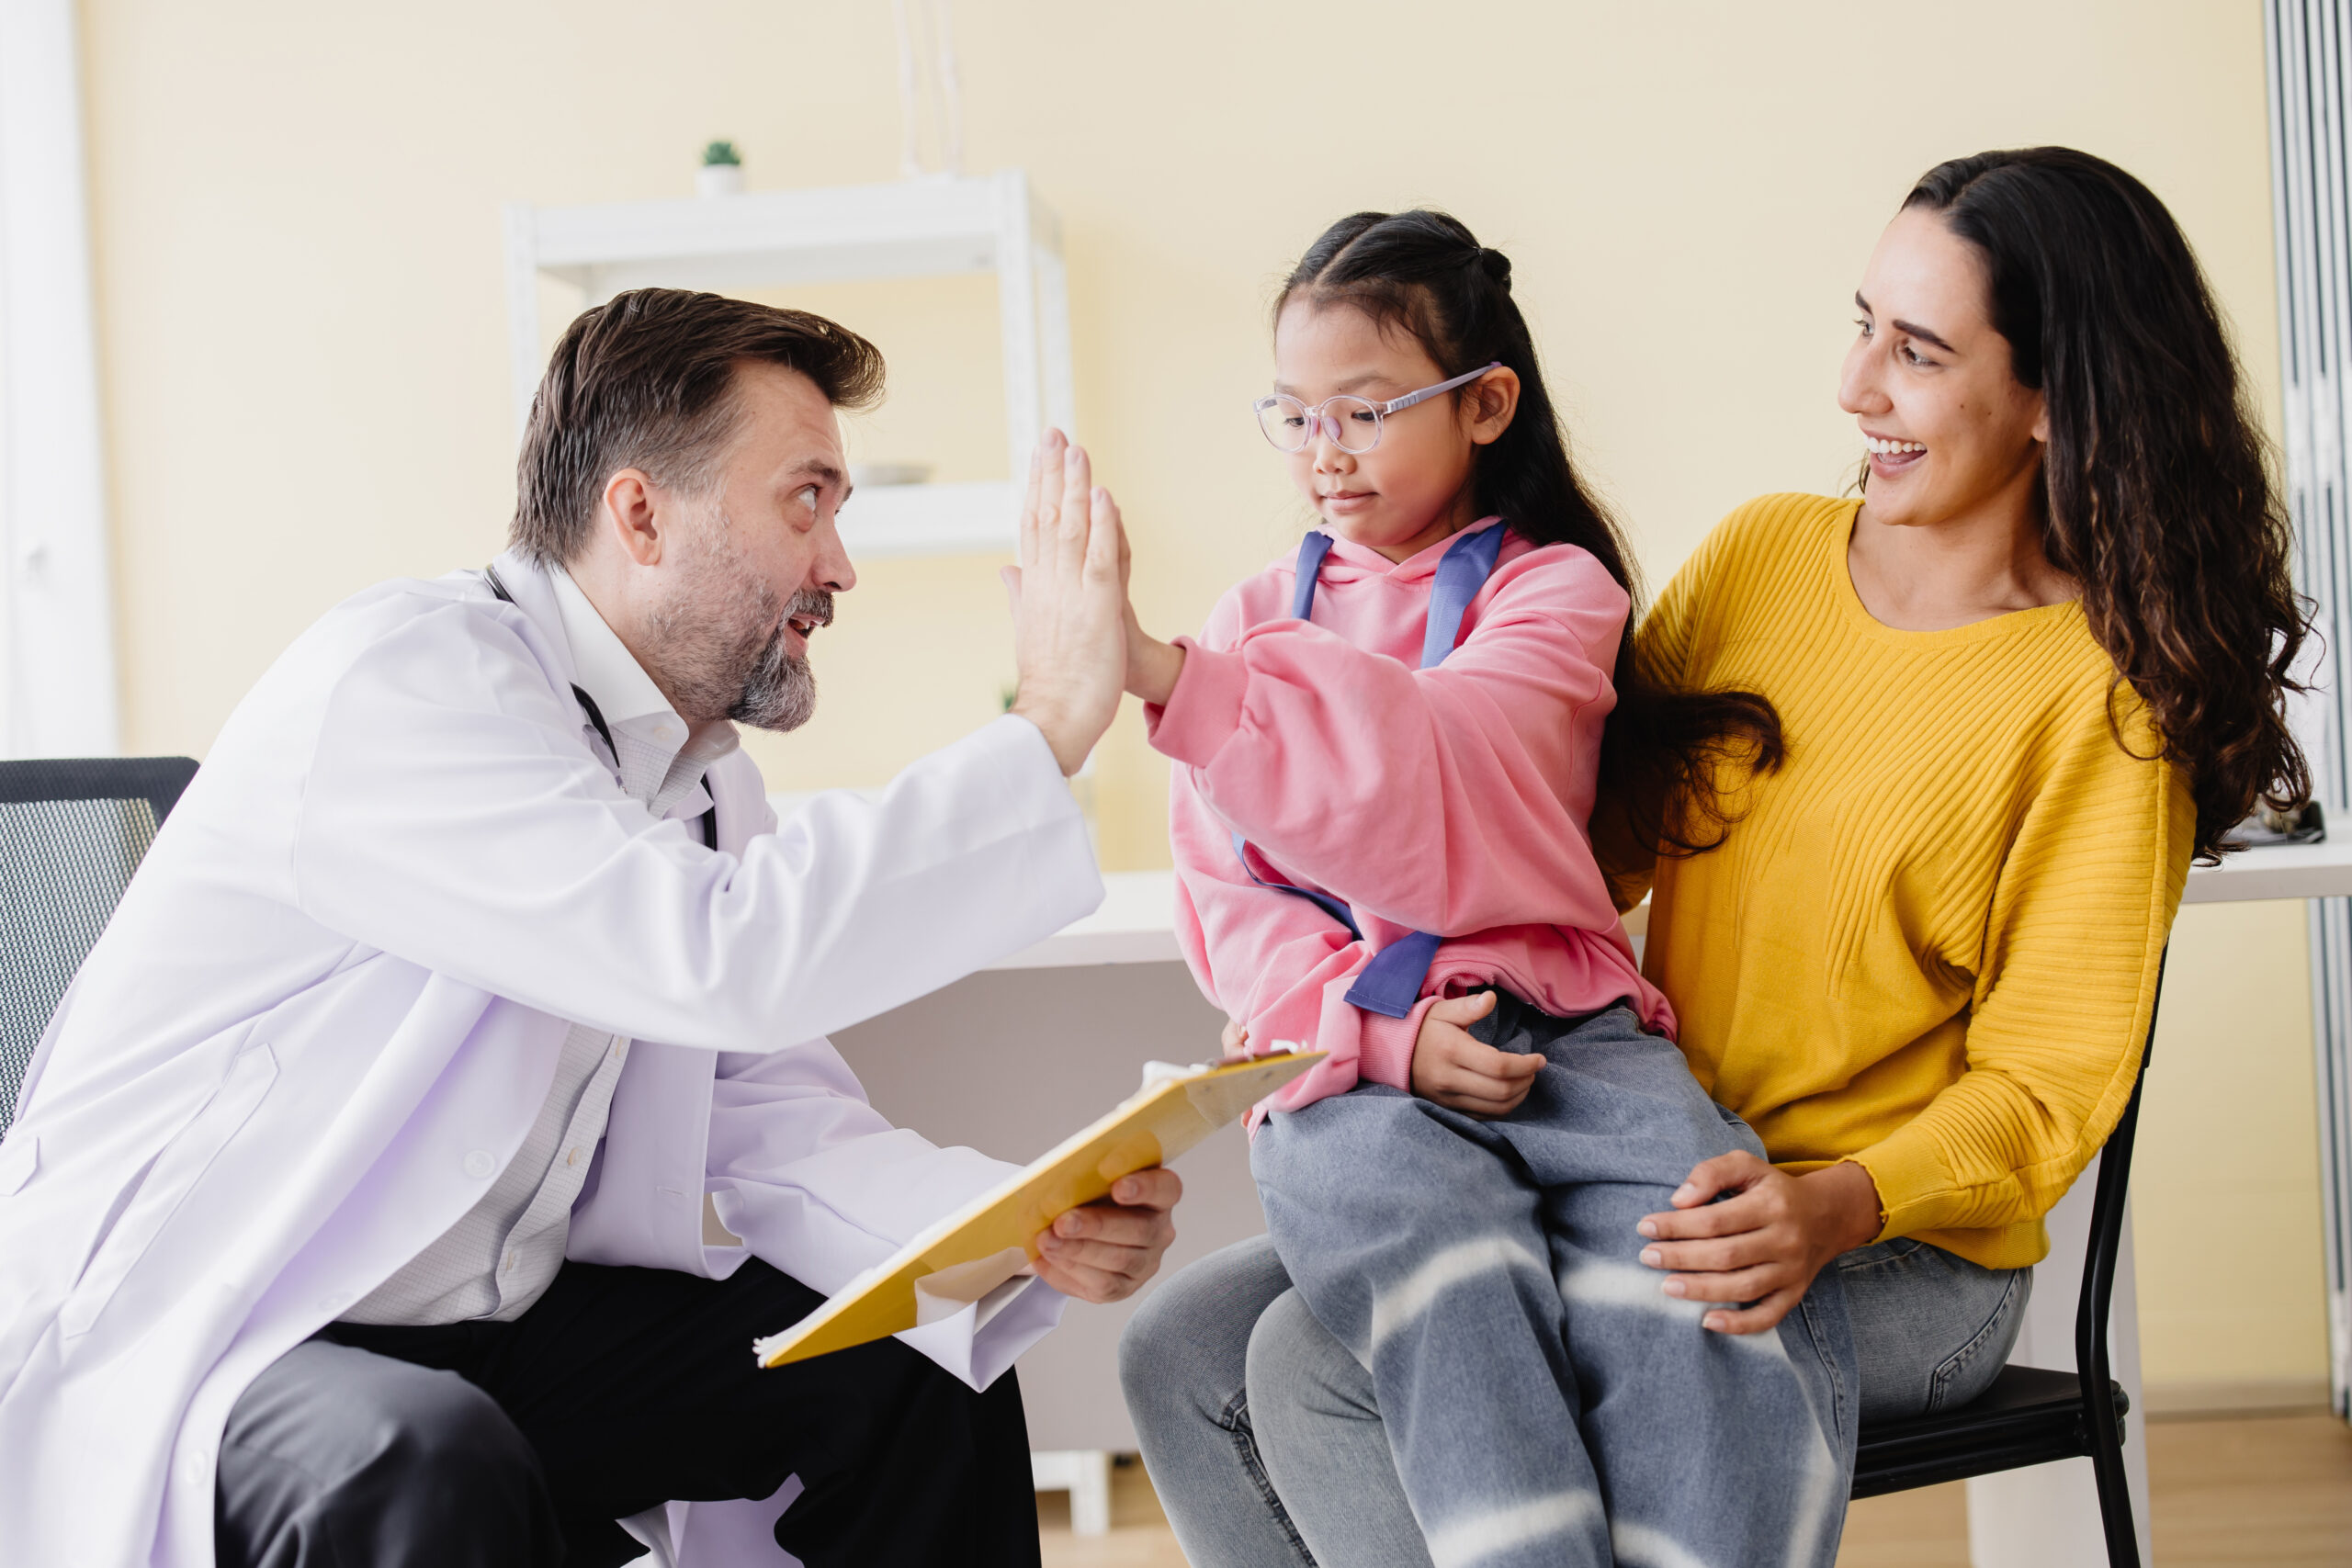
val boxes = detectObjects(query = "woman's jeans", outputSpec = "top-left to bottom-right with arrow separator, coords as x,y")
1243,998 -> 1852,1568
1123,1130 -> 2030,1568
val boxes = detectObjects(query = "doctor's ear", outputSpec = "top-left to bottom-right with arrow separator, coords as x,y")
601,468 -> 668,568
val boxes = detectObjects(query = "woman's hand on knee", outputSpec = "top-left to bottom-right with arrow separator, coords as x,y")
1632,1154 -> 1883,1335
1409,991 -> 1540,1116
1034,1168 -> 1183,1304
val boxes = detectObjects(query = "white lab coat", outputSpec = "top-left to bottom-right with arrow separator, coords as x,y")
0,551 -> 1104,1567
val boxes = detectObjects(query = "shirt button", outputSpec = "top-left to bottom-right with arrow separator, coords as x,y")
463,1149 -> 496,1179
503,1251 -> 516,1273
567,1146 -> 582,1166
317,1292 -> 352,1313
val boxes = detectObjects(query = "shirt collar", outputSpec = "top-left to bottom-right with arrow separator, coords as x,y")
548,564 -> 679,734
543,563 -> 740,812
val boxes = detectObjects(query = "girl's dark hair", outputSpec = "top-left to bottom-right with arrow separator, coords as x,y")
1278,209 -> 1781,852
1903,149 -> 2310,860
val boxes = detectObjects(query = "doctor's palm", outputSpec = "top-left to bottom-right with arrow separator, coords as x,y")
1005,432 -> 1128,776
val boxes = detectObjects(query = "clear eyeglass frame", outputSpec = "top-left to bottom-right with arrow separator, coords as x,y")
1251,361 -> 1503,455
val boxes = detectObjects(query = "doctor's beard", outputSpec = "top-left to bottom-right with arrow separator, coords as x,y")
649,511 -> 829,732
729,587 -> 831,730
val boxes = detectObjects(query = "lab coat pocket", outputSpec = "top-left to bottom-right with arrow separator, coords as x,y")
0,1134 -> 36,1195
59,1040 -> 278,1340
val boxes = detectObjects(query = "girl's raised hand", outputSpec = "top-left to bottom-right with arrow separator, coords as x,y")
1409,990 -> 1542,1116
1119,526 -> 1187,706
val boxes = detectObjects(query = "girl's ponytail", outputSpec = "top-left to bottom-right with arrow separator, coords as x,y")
1279,210 -> 1781,854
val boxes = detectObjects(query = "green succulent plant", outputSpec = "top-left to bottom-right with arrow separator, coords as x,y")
702,140 -> 741,167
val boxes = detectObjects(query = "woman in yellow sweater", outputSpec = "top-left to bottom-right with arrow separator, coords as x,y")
1121,147 -> 2310,1567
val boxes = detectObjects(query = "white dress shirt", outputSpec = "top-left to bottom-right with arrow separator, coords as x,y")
348,565 -> 743,1325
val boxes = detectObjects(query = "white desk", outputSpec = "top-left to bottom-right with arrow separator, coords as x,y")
989,870 -> 1183,970
2181,836 -> 2352,903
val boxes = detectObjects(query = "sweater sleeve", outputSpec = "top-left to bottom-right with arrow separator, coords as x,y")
1148,547 -> 1628,937
1159,588 -> 1436,1102
1168,742 -> 1429,1102
1849,696 -> 2193,1240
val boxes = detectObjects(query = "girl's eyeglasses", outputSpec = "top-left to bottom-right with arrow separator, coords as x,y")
1251,362 -> 1503,455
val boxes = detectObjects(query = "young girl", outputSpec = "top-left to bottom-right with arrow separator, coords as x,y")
1118,211 -> 1850,1568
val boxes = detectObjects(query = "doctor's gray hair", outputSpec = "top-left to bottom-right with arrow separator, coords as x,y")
511,288 -> 887,566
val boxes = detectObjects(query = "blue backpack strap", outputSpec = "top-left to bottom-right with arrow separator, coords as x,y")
1289,529 -> 1336,620
1344,523 -> 1510,1019
1229,830 -> 1362,939
1419,521 -> 1509,667
1343,931 -> 1445,1018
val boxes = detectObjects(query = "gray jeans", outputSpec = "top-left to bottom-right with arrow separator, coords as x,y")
1123,1142 -> 2029,1568
1246,998 -> 1853,1568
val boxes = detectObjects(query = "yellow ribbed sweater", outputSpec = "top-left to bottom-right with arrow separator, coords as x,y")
1616,493 -> 2193,1269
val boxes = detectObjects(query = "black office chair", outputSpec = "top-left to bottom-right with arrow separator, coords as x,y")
0,757 -> 200,1136
1849,966 -> 2162,1568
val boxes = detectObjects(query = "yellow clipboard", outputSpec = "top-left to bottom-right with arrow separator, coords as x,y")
753,1050 -> 1325,1369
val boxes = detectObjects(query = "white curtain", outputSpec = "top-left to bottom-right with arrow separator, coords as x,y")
2267,0 -> 2352,1423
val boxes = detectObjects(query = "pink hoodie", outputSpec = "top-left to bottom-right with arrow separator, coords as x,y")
1147,516 -> 1672,1114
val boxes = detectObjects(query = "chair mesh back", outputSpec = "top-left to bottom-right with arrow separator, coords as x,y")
0,759 -> 197,1134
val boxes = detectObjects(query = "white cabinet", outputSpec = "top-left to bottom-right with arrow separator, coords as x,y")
503,171 -> 1073,559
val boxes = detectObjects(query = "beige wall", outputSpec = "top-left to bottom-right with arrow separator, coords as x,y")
75,0 -> 2329,1386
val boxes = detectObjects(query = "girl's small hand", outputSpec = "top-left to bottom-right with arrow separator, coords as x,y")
1634,1155 -> 1883,1334
1107,503 -> 1188,705
1409,990 -> 1542,1116
1220,1019 -> 1250,1059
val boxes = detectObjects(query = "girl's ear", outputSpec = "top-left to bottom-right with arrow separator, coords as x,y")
1466,367 -> 1522,447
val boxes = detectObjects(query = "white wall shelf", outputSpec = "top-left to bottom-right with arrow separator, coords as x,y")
839,479 -> 1019,560
503,170 -> 1073,560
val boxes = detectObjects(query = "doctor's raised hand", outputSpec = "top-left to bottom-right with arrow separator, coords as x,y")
998,431 -> 1183,1300
1003,430 -> 1130,775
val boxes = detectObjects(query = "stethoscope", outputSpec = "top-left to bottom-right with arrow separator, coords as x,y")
482,563 -> 719,852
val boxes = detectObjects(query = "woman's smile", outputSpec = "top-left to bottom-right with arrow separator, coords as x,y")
1861,432 -> 1928,479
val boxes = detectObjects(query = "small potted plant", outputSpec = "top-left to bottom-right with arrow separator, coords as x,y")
697,141 -> 743,197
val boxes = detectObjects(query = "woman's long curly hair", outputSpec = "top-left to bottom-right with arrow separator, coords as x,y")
1278,210 -> 1781,852
1903,149 -> 2311,860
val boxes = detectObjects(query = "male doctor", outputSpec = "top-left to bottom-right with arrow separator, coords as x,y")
0,288 -> 1179,1568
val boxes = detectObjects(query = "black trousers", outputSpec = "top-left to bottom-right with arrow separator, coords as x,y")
213,1258 -> 1042,1568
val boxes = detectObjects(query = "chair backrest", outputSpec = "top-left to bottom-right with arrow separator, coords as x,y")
2075,952 -> 2163,1415
0,757 -> 199,1134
